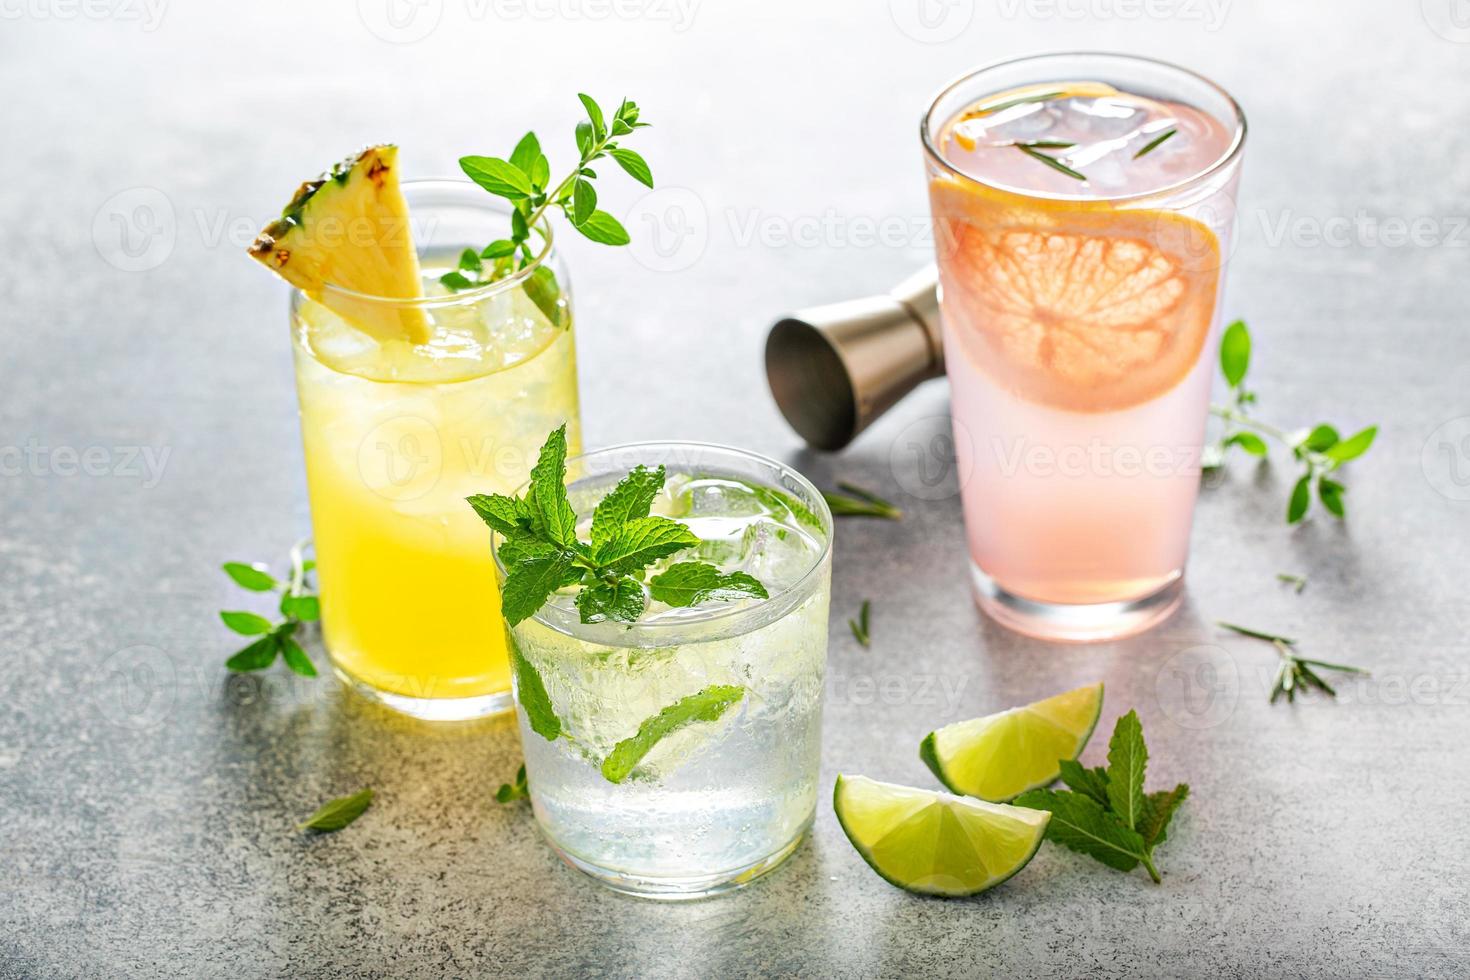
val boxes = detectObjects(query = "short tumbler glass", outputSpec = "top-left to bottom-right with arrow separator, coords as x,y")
495,443 -> 833,899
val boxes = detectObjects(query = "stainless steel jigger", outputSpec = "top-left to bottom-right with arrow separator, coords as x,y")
765,266 -> 943,450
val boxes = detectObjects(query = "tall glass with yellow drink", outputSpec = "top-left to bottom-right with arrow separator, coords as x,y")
288,180 -> 580,719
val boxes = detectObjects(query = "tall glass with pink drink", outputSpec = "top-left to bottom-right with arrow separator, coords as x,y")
922,54 -> 1246,641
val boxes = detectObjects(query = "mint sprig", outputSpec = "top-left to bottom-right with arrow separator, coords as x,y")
600,685 -> 746,783
298,787 -> 373,833
495,765 -> 529,804
1015,710 -> 1187,884
446,95 -> 653,327
1206,320 -> 1378,523
219,540 -> 320,676
467,426 -> 768,627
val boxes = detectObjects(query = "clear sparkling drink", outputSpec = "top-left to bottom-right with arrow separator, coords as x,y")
500,446 -> 832,898
923,55 -> 1246,641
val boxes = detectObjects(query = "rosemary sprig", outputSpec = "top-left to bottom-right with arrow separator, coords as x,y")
972,90 -> 1063,116
1015,143 -> 1086,181
1217,621 -> 1369,703
822,482 -> 902,520
849,600 -> 872,647
1276,572 -> 1307,593
1133,128 -> 1177,159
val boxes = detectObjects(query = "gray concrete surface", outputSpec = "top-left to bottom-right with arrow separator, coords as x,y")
2,3 -> 1468,977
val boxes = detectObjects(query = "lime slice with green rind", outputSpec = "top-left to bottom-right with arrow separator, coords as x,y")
920,683 -> 1104,802
833,774 -> 1050,897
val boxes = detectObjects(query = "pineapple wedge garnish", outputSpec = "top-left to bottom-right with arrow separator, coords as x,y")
248,145 -> 431,345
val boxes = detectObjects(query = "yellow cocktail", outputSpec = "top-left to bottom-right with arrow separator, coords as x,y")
286,178 -> 580,718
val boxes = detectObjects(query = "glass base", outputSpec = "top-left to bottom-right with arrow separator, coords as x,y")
970,562 -> 1183,643
544,818 -> 811,901
331,664 -> 514,721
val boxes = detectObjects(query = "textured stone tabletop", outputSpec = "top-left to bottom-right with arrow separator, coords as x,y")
3,3 -> 1468,977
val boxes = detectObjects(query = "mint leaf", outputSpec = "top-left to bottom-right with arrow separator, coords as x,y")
279,594 -> 319,621
1140,783 -> 1189,849
577,93 -> 606,140
279,636 -> 317,677
750,485 -> 822,528
225,636 -> 277,672
467,492 -> 529,536
608,147 -> 653,188
1318,477 -> 1346,517
223,562 -> 276,592
501,553 -> 578,627
593,517 -> 698,574
298,788 -> 373,833
508,132 -> 541,180
649,562 -> 769,607
1219,319 -> 1250,387
1106,710 -> 1148,830
522,266 -> 565,329
576,210 -> 631,246
571,178 -> 597,226
510,640 -> 561,741
496,764 -> 529,804
1224,431 -> 1268,456
575,576 -> 646,624
590,464 -> 666,546
526,424 -> 578,547
440,271 -> 476,291
600,685 -> 745,783
460,155 -> 533,199
458,248 -> 483,273
220,610 -> 273,636
1287,474 -> 1311,523
481,239 -> 517,259
1325,425 -> 1377,464
496,531 -> 558,568
1057,759 -> 1110,806
1014,789 -> 1149,874
1301,424 -> 1340,453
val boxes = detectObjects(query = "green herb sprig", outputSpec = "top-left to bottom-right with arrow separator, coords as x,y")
220,540 -> 320,676
822,482 -> 902,521
1206,320 -> 1378,523
467,425 -> 767,628
298,788 -> 373,833
1016,711 -> 1187,884
1133,128 -> 1177,159
849,600 -> 871,647
446,95 -> 653,327
1217,621 -> 1369,703
1276,572 -> 1307,593
495,765 -> 529,804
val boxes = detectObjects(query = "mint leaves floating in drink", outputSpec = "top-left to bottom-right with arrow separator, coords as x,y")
601,685 -> 746,784
446,94 -> 654,327
1015,711 -> 1187,884
1206,320 -> 1378,523
298,788 -> 373,833
467,426 -> 767,627
219,540 -> 320,676
1217,621 -> 1369,703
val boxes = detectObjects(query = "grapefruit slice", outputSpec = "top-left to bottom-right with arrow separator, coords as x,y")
930,176 -> 1219,412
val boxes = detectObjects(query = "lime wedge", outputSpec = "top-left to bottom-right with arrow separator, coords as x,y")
833,774 -> 1049,897
919,683 -> 1104,802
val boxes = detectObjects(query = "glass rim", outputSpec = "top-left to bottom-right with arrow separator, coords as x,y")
920,51 -> 1248,206
491,440 -> 835,636
308,178 -> 555,308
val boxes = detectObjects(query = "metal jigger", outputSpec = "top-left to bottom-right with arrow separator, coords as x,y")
765,266 -> 943,450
